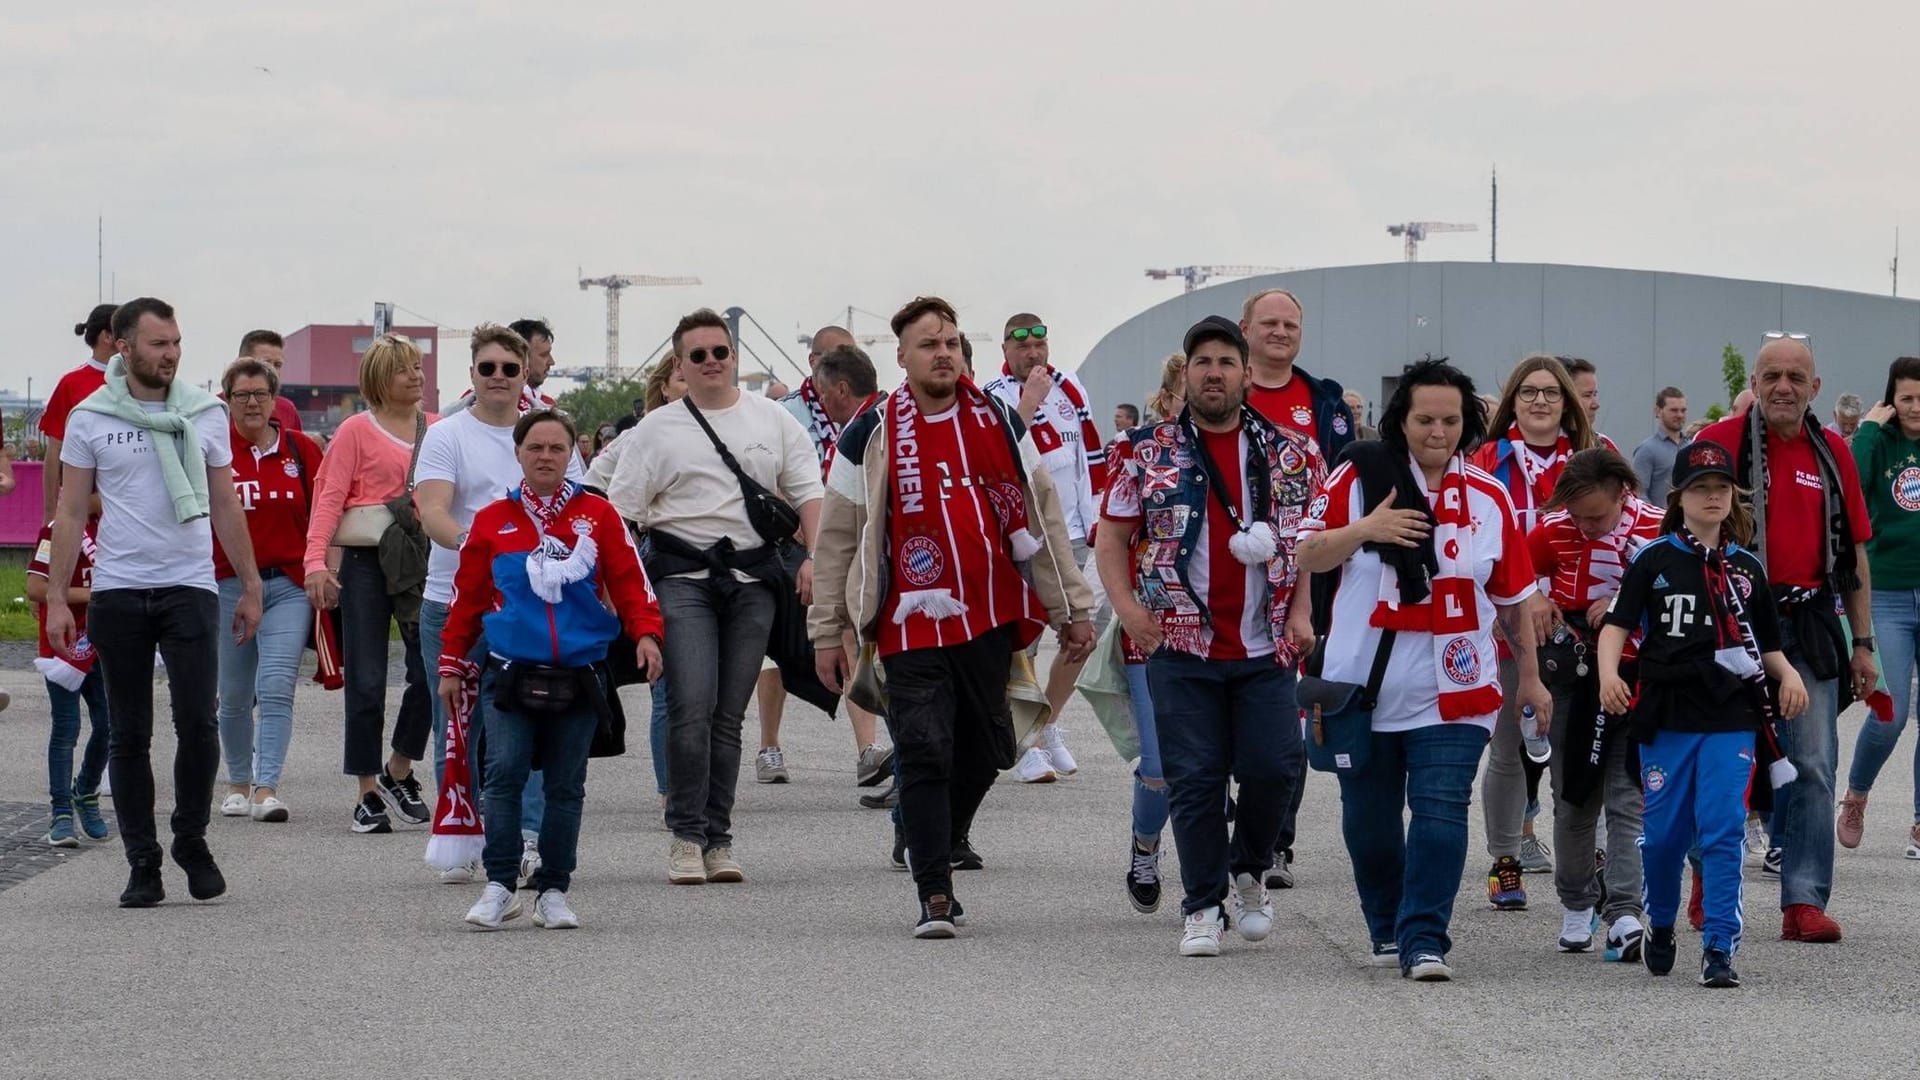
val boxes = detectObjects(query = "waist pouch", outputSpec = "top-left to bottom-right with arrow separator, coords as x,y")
492,658 -> 588,715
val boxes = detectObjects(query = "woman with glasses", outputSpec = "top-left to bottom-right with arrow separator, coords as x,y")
1470,355 -> 1597,911
214,358 -> 324,822
303,334 -> 437,836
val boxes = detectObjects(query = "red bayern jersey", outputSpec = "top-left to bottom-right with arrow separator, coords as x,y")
1697,417 -> 1872,588
38,360 -> 108,442
1528,494 -> 1664,613
27,519 -> 96,656
1248,376 -> 1316,441
214,424 -> 324,582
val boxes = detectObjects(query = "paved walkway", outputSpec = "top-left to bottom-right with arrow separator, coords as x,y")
1,647 -> 1915,1078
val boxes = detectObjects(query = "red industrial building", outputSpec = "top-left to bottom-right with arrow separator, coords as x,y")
282,323 -> 443,432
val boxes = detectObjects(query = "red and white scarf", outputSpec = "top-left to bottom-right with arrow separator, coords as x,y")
425,672 -> 484,871
1505,424 -> 1572,532
887,377 -> 1042,626
798,377 -> 838,449
520,481 -> 597,604
994,364 -> 1108,496
1372,454 -> 1501,720
820,391 -> 882,479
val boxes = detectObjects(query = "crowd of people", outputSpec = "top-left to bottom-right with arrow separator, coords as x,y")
24,291 -> 1920,988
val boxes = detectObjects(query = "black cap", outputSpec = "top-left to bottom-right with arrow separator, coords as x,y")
1182,315 -> 1247,361
1672,440 -> 1736,491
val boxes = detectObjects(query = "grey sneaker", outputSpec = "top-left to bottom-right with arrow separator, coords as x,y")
856,744 -> 895,787
756,746 -> 790,784
703,844 -> 744,883
1518,834 -> 1553,873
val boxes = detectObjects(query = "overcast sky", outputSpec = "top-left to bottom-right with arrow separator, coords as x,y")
6,1 -> 1917,405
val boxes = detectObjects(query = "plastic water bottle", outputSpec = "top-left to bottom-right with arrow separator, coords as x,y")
1519,705 -> 1552,764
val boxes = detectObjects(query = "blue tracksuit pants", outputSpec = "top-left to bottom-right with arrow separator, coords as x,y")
1639,729 -> 1752,956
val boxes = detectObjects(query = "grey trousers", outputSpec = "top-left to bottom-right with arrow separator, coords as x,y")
658,574 -> 776,849
1547,696 -> 1645,923
1480,656 -> 1538,860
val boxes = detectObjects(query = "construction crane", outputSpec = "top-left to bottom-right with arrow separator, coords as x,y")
1143,265 -> 1292,293
1385,222 -> 1477,262
579,270 -> 701,374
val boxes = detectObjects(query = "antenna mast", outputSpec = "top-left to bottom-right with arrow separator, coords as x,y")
1490,168 -> 1498,263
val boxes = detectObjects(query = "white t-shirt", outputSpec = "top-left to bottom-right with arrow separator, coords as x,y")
61,402 -> 235,593
602,392 -> 822,562
414,408 -> 584,604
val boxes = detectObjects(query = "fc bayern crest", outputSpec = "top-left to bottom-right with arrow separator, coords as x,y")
283,459 -> 301,477
1333,415 -> 1349,435
985,482 -> 1023,524
71,636 -> 94,662
1291,406 -> 1313,428
572,517 -> 593,536
900,536 -> 945,586
1644,766 -> 1666,793
1441,636 -> 1479,686
1894,467 -> 1920,512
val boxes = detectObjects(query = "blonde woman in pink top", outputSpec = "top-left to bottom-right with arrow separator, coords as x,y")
303,335 -> 439,836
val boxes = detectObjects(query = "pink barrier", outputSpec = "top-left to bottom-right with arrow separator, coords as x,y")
0,462 -> 46,547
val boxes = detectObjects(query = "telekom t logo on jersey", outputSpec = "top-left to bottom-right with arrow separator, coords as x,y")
1662,593 -> 1697,637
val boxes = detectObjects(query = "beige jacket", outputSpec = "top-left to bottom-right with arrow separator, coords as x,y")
807,398 -> 1095,649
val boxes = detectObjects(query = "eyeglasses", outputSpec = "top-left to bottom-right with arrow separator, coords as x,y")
1516,385 -> 1563,403
1763,331 -> 1812,348
1005,325 -> 1048,343
229,390 -> 273,403
686,346 -> 732,363
475,361 -> 522,378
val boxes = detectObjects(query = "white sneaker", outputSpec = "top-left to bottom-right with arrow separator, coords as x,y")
519,838 -> 541,885
1558,907 -> 1596,952
1744,817 -> 1769,864
1180,905 -> 1225,957
532,888 -> 579,929
439,859 -> 482,884
1232,873 -> 1273,942
1015,747 -> 1058,784
220,792 -> 250,817
755,746 -> 790,784
463,882 -> 523,930
1040,725 -> 1077,775
250,796 -> 289,822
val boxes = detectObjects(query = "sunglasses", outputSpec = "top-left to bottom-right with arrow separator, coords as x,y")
1005,325 -> 1048,342
1763,331 -> 1812,347
686,345 -> 732,363
475,360 -> 522,378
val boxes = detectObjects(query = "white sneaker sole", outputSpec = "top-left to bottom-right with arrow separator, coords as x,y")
1180,938 -> 1222,957
220,801 -> 249,817
464,902 -> 522,930
914,920 -> 956,939
251,802 -> 289,823
1016,770 -> 1058,784
533,911 -> 579,929
376,785 -> 429,826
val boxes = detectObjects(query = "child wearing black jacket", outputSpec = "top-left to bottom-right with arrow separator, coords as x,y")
1597,440 -> 1807,989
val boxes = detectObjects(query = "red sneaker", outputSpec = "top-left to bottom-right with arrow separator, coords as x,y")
1782,903 -> 1843,942
1686,865 -> 1705,932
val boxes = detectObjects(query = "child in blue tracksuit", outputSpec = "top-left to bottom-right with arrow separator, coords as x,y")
1597,441 -> 1808,988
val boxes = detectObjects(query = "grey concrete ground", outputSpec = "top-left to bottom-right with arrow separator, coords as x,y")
1,644 -> 1916,1079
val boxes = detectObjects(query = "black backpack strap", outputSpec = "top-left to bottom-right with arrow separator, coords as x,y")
1360,628 -> 1396,708
684,401 -> 752,488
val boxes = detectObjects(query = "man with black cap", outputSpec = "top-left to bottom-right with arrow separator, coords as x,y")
1096,315 -> 1324,957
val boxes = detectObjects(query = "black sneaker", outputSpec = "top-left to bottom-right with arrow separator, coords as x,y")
950,837 -> 984,871
119,865 -> 165,908
1700,947 -> 1740,988
859,780 -> 899,810
352,791 -> 393,834
914,893 -> 957,939
1265,847 -> 1296,890
377,768 -> 430,825
1487,856 -> 1528,910
169,838 -> 226,901
889,824 -> 908,871
1126,839 -> 1162,914
1368,941 -> 1401,967
1644,925 -> 1678,976
1761,846 -> 1783,878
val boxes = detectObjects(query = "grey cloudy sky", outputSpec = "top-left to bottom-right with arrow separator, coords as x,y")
6,1 -> 1917,404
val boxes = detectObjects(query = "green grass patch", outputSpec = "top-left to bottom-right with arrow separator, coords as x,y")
0,551 -> 41,641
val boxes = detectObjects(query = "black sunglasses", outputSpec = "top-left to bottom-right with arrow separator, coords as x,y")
1005,325 -> 1048,343
687,345 -> 732,363
475,360 -> 522,378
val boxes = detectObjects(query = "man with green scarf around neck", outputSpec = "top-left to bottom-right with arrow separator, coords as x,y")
45,297 -> 264,910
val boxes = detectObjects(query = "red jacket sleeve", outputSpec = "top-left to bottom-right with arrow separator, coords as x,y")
594,499 -> 664,643
438,503 -> 501,674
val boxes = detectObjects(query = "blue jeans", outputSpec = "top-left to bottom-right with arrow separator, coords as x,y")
649,677 -> 671,796
1850,587 -> 1920,821
1124,662 -> 1169,841
48,666 -> 110,816
1336,722 -> 1489,964
1640,729 -> 1751,955
217,574 -> 310,792
1774,615 -> 1840,911
419,598 -> 544,840
477,666 -> 597,893
1146,651 -> 1304,915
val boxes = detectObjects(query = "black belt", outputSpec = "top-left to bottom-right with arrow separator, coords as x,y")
261,567 -> 287,580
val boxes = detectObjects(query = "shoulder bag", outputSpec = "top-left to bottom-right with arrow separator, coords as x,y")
684,400 -> 802,546
375,411 -> 430,623
1298,628 -> 1396,777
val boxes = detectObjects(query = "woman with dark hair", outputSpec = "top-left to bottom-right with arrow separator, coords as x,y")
1298,358 -> 1552,980
1472,354 -> 1599,906
1525,448 -> 1663,958
1838,355 -> 1920,858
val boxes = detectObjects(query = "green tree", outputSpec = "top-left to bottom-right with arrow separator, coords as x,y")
1705,403 -> 1726,421
553,374 -> 652,435
1720,343 -> 1746,409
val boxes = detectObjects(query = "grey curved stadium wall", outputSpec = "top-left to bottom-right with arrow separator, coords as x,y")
1078,262 -> 1920,447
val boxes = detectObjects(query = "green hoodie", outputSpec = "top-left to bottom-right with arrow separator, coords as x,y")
1853,418 -> 1920,589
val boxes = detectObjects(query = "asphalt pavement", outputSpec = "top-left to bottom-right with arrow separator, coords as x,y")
1,644 -> 1916,1079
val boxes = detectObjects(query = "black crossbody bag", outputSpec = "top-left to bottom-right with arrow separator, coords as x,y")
1298,629 -> 1395,777
684,401 -> 802,546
